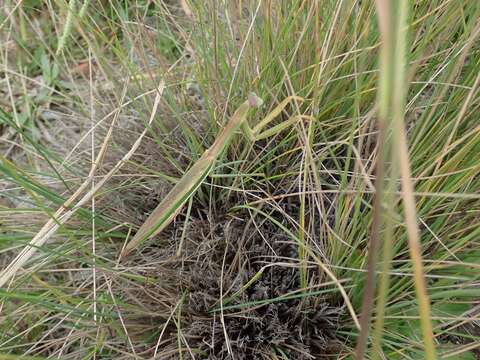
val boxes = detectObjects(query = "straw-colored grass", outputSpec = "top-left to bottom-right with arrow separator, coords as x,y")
0,1 -> 479,358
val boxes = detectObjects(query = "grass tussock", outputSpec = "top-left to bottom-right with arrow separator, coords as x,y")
0,0 -> 479,359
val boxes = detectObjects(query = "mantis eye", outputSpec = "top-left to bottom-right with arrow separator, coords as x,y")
248,92 -> 264,107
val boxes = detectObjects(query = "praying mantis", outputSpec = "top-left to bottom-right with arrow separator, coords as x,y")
121,93 -> 305,257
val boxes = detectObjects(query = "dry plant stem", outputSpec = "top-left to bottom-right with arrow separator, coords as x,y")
395,119 -> 437,359
372,1 -> 437,358
390,3 -> 437,358
0,1 -> 23,31
354,120 -> 385,360
432,71 -> 480,173
0,81 -> 165,288
355,1 -> 394,355
220,227 -> 234,357
88,48 -> 97,325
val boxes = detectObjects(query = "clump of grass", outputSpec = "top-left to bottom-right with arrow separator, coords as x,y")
0,1 -> 479,359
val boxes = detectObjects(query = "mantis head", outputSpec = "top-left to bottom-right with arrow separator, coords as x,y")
248,92 -> 264,107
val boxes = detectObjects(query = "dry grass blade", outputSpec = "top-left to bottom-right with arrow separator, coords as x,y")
2,1 -> 477,358
0,81 -> 165,288
375,1 -> 437,359
395,121 -> 438,360
390,4 -> 437,359
355,119 -> 386,359
357,2 -> 437,358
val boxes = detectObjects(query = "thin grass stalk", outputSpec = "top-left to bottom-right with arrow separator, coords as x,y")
354,1 -> 398,356
372,1 -> 437,359
354,118 -> 387,360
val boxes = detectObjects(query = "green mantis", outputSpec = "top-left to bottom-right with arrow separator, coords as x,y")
121,93 -> 303,257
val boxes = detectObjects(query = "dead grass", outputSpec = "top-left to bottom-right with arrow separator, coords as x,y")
1,1 -> 479,359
